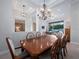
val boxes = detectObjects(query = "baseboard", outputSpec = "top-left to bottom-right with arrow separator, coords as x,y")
71,42 -> 79,45
0,50 -> 9,56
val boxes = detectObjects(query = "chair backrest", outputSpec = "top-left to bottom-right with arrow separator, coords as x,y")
61,35 -> 67,47
51,45 -> 57,59
57,31 -> 64,39
56,38 -> 61,48
65,28 -> 70,42
36,32 -> 41,37
51,38 -> 61,59
6,37 -> 15,59
26,32 -> 34,39
66,34 -> 69,42
41,32 -> 46,36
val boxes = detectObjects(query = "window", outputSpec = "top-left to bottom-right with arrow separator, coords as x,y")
49,20 -> 64,33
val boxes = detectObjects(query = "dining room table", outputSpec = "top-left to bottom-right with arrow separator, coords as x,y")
20,35 -> 58,59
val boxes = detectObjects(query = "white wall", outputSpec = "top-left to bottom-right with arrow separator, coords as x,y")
50,0 -> 71,28
0,0 -> 13,54
71,1 -> 79,43
0,0 -> 29,55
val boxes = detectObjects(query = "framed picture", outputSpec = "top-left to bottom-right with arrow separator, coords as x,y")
15,20 -> 25,32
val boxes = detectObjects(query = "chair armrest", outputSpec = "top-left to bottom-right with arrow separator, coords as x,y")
15,46 -> 24,52
15,46 -> 21,49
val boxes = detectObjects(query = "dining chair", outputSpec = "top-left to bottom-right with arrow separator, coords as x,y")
51,43 -> 58,59
6,37 -> 29,59
36,32 -> 41,37
57,38 -> 63,59
61,35 -> 68,56
26,32 -> 35,39
51,38 -> 63,59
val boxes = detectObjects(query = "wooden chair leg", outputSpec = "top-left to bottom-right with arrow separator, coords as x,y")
58,50 -> 63,59
57,53 -> 59,59
63,48 -> 66,56
61,51 -> 63,59
21,48 -> 24,52
65,47 -> 67,53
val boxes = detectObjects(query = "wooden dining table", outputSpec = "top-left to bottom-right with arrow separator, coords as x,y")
20,35 -> 58,59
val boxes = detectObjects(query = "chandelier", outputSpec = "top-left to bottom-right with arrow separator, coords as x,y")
22,5 -> 26,17
37,0 -> 51,20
